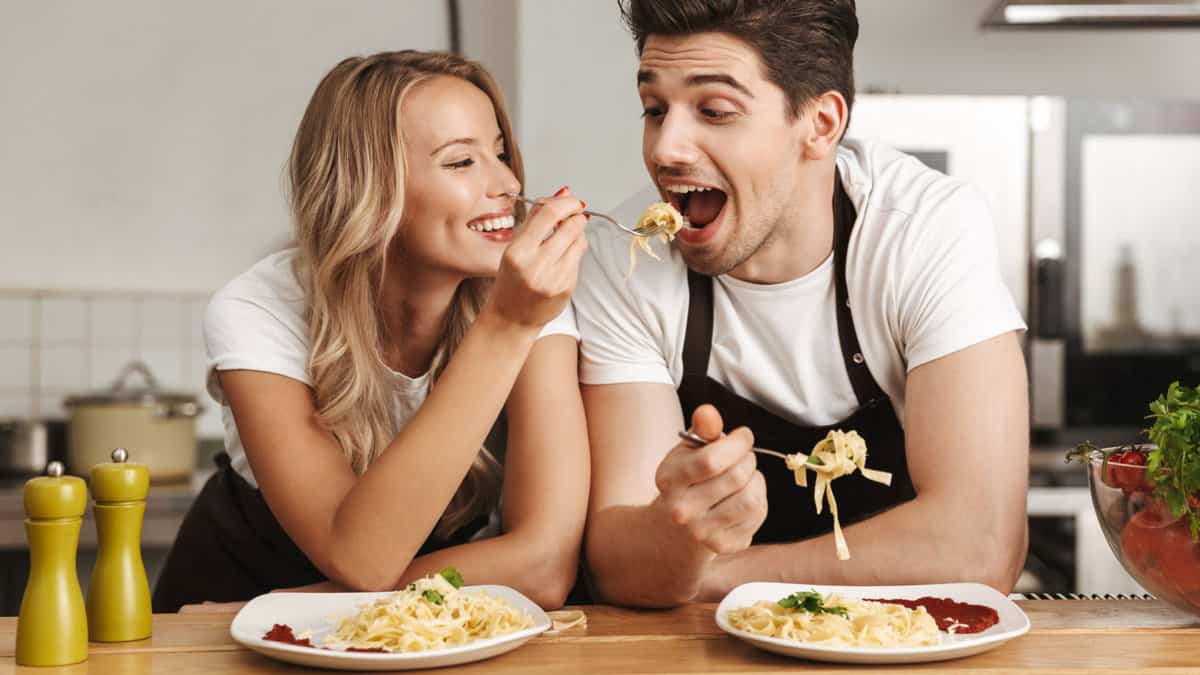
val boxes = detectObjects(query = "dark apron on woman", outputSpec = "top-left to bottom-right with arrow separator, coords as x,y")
676,174 -> 917,545
152,452 -> 487,613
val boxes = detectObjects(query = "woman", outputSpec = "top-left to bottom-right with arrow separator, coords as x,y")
152,51 -> 590,611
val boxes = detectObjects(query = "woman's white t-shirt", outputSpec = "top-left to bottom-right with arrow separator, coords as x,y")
572,138 -> 1025,427
203,248 -> 579,488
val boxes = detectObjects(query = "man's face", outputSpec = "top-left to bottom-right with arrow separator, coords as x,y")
638,32 -> 807,276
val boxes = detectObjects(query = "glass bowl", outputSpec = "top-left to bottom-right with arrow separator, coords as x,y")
1086,445 -> 1200,616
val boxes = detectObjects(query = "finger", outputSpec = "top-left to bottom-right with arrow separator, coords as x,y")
552,228 -> 590,290
661,426 -> 754,491
690,404 -> 724,442
659,448 -> 756,521
511,196 -> 585,254
704,472 -> 768,554
534,212 -> 587,262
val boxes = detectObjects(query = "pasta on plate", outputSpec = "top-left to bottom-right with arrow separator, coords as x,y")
726,591 -> 940,648
319,568 -> 534,653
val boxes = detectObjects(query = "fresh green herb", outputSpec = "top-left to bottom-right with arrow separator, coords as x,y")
1144,382 -> 1200,541
777,591 -> 849,619
807,455 -> 824,466
422,589 -> 443,605
439,566 -> 464,589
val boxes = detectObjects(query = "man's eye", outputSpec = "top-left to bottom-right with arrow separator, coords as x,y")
701,109 -> 735,120
641,106 -> 665,120
444,158 -> 474,169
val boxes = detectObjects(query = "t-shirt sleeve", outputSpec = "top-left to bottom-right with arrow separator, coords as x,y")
203,291 -> 311,405
573,222 -> 675,387
537,302 -> 579,341
895,184 -> 1027,371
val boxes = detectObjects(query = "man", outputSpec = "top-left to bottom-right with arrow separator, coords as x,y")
573,0 -> 1029,607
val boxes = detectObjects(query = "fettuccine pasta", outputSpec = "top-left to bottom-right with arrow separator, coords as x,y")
627,201 -> 684,277
322,571 -> 533,653
726,593 -> 940,648
784,430 -> 892,560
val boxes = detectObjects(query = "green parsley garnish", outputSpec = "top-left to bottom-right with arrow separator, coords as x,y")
777,591 -> 849,619
1145,382 -> 1200,541
422,589 -> 443,605
438,566 -> 464,589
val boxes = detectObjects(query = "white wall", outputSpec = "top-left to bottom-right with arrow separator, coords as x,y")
855,0 -> 1200,98
0,0 -> 449,293
512,0 -> 645,209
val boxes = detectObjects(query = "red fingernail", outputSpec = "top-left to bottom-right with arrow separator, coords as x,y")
554,186 -> 569,197
580,201 -> 587,209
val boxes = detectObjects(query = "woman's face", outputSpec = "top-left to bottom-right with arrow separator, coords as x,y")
396,75 -> 520,280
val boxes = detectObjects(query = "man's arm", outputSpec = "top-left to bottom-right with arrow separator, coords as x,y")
583,383 -> 767,606
696,331 -> 1029,598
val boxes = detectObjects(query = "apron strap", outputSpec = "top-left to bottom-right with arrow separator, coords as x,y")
832,169 -> 888,406
683,264 -> 715,377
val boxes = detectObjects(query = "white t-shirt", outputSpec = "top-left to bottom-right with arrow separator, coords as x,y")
203,248 -> 579,488
573,138 -> 1025,427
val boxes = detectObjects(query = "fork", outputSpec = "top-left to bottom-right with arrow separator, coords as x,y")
504,192 -> 654,237
677,429 -> 792,462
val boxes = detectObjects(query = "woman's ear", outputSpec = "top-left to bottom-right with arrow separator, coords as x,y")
800,90 -> 849,161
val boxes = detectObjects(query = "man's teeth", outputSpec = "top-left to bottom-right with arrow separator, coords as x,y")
665,184 -> 716,194
467,215 -> 515,232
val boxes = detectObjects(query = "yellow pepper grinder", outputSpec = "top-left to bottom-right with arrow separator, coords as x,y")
86,447 -> 152,642
16,461 -> 89,666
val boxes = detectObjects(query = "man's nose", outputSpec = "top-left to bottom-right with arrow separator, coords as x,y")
649,112 -> 700,169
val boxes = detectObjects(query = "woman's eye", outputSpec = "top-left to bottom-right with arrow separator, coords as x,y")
640,106 -> 665,120
497,152 -> 510,163
444,158 -> 474,169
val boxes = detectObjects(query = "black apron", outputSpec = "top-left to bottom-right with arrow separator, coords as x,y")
676,174 -> 916,545
152,452 -> 487,613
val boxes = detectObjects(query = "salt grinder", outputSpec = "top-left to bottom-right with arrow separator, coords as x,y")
16,461 -> 89,666
86,447 -> 152,642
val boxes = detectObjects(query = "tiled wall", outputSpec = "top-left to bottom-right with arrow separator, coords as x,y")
0,291 -> 222,438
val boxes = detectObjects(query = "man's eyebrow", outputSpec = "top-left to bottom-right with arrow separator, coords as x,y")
431,133 -> 504,156
636,69 -> 753,98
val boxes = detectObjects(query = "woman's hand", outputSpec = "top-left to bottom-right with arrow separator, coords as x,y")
485,187 -> 588,328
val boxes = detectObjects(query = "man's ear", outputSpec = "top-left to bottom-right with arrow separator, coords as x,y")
799,91 -> 848,161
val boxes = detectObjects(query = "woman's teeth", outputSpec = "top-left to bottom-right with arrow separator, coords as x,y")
467,215 -> 515,232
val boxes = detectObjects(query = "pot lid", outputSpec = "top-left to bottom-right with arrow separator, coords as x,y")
63,360 -> 199,407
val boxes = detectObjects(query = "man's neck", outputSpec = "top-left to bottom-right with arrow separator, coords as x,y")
728,166 -> 838,286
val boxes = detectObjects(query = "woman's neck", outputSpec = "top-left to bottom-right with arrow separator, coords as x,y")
378,265 -> 464,377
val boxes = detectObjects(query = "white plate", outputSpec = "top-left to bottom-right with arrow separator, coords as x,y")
715,582 -> 1030,665
230,587 -> 551,671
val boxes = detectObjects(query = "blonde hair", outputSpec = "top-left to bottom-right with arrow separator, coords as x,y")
288,51 -> 523,539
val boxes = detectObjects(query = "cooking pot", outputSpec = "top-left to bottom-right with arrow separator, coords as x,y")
0,419 -> 67,476
63,360 -> 202,483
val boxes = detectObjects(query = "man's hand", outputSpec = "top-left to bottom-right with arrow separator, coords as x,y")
651,404 -> 768,558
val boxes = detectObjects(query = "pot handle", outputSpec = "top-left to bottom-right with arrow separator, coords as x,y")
110,360 -> 161,393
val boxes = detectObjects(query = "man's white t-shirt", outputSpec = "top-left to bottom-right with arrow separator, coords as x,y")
203,248 -> 579,488
573,139 -> 1025,427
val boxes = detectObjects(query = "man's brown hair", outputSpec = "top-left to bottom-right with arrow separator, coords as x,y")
620,0 -> 859,121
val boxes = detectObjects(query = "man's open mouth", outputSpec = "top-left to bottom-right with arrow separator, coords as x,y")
664,184 -> 728,229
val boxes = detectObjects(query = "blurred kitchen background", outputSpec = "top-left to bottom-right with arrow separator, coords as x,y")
1,0 -> 1199,612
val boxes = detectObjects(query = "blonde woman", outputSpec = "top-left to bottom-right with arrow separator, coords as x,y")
152,51 -> 590,611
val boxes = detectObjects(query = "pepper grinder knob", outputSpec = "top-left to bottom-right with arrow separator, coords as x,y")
111,448 -> 128,463
46,461 -> 63,478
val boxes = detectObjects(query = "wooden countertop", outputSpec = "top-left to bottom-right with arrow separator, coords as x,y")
3,599 -> 1198,673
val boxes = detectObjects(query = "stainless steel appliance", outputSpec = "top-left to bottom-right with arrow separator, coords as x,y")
1029,98 -> 1200,440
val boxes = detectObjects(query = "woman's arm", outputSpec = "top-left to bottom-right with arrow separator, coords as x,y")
387,334 -> 590,608
225,197 -> 588,592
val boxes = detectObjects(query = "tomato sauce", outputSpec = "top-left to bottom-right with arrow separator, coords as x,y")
866,597 -> 999,634
262,623 -> 313,647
